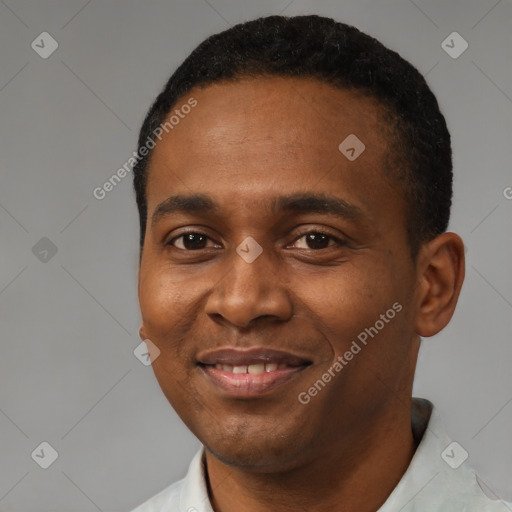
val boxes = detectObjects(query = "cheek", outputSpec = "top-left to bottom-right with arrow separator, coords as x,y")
138,269 -> 191,371
138,266 -> 215,373
139,265 -> 193,327
139,269 -> 199,404
293,263 -> 405,354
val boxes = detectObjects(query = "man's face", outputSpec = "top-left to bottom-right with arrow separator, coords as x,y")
138,77 -> 420,470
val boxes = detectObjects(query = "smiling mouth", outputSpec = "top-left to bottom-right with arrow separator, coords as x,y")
197,348 -> 312,398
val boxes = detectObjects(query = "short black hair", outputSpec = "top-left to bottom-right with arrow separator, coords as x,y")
133,14 -> 452,257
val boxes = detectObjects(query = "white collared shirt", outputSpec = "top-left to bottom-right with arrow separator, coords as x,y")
131,398 -> 510,511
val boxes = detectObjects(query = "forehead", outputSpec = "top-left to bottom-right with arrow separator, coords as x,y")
145,76 -> 399,219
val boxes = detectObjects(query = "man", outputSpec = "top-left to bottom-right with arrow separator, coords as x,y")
131,15 -> 507,512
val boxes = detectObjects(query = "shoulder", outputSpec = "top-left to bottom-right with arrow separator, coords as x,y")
442,467 -> 512,511
382,398 -> 511,511
129,448 -> 208,512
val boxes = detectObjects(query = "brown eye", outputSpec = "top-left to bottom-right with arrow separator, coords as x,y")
292,231 -> 347,250
171,232 -> 210,250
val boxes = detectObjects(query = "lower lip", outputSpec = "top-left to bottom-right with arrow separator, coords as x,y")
200,365 -> 308,398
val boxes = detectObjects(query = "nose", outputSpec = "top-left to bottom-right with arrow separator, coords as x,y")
204,245 -> 294,329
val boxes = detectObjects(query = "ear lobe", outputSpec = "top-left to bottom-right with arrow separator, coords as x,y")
139,325 -> 148,341
415,233 -> 465,337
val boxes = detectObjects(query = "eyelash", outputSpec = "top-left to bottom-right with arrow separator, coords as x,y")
167,229 -> 347,251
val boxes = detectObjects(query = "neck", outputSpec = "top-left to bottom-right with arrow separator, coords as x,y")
205,399 -> 417,512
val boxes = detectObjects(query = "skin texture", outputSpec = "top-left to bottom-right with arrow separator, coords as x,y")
138,77 -> 465,512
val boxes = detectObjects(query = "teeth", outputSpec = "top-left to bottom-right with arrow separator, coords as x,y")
248,363 -> 265,374
213,362 -> 284,373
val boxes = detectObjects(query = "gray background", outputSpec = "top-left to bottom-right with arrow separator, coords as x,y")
1,0 -> 511,510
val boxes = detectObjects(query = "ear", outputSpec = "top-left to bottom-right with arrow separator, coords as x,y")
139,324 -> 148,341
414,232 -> 465,337
137,263 -> 147,341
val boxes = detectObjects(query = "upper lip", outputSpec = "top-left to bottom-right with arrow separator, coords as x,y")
197,347 -> 312,367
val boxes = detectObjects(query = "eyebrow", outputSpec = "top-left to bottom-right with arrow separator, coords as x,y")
151,194 -> 218,227
151,192 -> 364,227
273,193 -> 363,222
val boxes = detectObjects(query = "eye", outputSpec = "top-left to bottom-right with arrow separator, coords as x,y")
169,232 -> 219,250
292,231 -> 345,250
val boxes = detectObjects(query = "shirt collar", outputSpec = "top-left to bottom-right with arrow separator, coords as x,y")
179,447 -> 213,512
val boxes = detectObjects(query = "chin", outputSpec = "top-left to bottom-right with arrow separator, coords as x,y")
207,442 -> 299,472
199,417 -> 309,471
